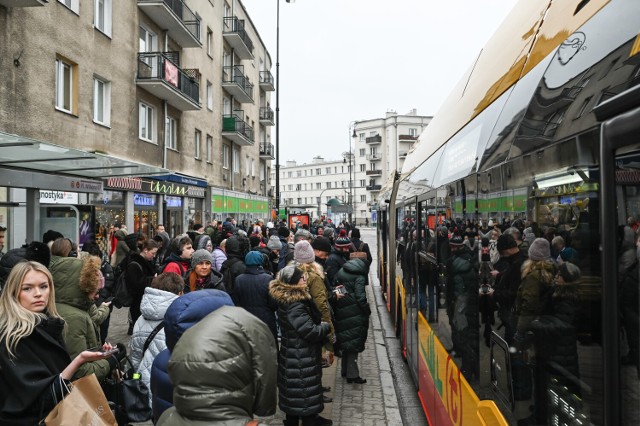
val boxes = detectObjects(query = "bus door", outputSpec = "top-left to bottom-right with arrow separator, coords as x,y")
401,201 -> 419,381
600,104 -> 640,425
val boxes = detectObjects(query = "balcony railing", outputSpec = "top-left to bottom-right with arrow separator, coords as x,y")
222,112 -> 254,146
399,134 -> 418,142
259,71 -> 275,91
136,52 -> 200,111
222,65 -> 254,103
0,0 -> 47,6
260,143 -> 275,159
366,169 -> 382,176
366,153 -> 381,161
223,16 -> 254,59
366,184 -> 382,191
259,106 -> 275,125
366,135 -> 382,144
138,0 -> 201,48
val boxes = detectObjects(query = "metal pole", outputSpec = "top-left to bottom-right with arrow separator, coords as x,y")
275,0 -> 281,219
348,123 -> 353,225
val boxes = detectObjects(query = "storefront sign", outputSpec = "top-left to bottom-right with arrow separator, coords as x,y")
39,190 -> 78,204
104,177 -> 205,198
165,196 -> 182,208
134,193 -> 156,206
154,174 -> 208,188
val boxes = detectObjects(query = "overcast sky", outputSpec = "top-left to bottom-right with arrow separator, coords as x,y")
240,0 -> 519,165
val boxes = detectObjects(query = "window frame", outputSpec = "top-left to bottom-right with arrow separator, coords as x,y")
166,116 -> 177,150
206,81 -> 213,110
94,0 -> 112,37
194,129 -> 202,159
232,148 -> 240,174
93,76 -> 111,126
55,57 -> 75,114
206,134 -> 213,163
223,144 -> 230,169
58,0 -> 79,14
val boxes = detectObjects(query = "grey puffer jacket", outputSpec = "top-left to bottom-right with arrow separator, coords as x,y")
130,287 -> 179,403
156,306 -> 277,426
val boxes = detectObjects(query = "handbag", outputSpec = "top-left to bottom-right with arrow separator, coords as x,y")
44,373 -> 117,426
102,355 -> 152,424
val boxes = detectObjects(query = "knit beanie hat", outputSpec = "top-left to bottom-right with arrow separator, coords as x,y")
279,265 -> 303,285
311,236 -> 332,253
294,240 -> 315,264
558,262 -> 581,282
267,235 -> 283,250
449,235 -> 464,246
334,232 -> 351,250
528,238 -> 551,261
42,230 -> 64,246
497,234 -> 517,252
323,228 -> 335,240
277,227 -> 290,238
26,241 -> 51,268
244,251 -> 263,267
294,229 -> 312,242
191,249 -> 212,268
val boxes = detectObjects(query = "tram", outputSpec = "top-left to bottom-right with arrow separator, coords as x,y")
376,0 -> 640,424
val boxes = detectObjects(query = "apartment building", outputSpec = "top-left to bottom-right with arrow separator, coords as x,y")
0,0 -> 273,246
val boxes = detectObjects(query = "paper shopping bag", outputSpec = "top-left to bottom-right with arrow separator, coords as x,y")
45,373 -> 117,426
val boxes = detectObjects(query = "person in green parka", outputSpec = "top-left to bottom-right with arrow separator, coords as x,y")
49,238 -> 123,381
333,258 -> 370,384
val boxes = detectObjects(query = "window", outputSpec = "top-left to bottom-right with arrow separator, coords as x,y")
288,171 -> 292,178
288,185 -> 293,191
251,159 -> 255,177
326,182 -> 332,189
359,132 -> 365,142
316,168 -> 321,175
194,129 -> 201,159
55,57 -> 75,114
296,170 -> 302,177
59,0 -> 79,14
260,163 -> 266,181
359,148 -> 365,156
206,28 -> 213,57
223,145 -> 230,169
296,184 -> 301,191
139,102 -> 155,142
166,116 -> 177,149
360,164 -> 366,172
94,0 -> 112,37
139,26 -> 156,53
360,195 -> 367,202
206,81 -> 213,110
206,134 -> 212,162
360,179 -> 366,187
245,156 -> 251,176
409,128 -> 417,136
93,76 -> 111,126
232,148 -> 239,173
316,183 -> 321,189
326,167 -> 331,174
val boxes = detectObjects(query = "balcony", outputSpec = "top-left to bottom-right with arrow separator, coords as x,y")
223,16 -> 254,59
259,71 -> 275,91
222,112 -> 254,146
366,135 -> 382,144
366,153 -> 381,161
0,0 -> 47,6
259,106 -> 275,126
366,169 -> 382,176
260,143 -> 275,159
136,52 -> 200,111
366,184 -> 382,191
399,134 -> 418,143
138,0 -> 201,48
222,65 -> 254,103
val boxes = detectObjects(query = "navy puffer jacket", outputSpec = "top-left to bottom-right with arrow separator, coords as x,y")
150,290 -> 234,423
232,265 -> 278,341
269,279 -> 330,417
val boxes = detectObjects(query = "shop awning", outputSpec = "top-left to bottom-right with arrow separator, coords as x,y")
0,131 -> 169,178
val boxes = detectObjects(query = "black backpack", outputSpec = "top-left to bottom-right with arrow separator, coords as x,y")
113,255 -> 140,308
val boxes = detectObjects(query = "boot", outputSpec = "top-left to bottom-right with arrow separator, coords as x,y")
283,415 -> 299,426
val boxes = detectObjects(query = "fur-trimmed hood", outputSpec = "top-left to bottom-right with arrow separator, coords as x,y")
50,255 -> 102,311
269,279 -> 312,305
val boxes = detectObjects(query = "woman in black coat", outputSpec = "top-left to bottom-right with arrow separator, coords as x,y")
269,265 -> 332,426
0,261 -> 113,425
125,239 -> 159,326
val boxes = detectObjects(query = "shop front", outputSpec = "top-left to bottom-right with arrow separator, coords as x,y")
210,188 -> 269,228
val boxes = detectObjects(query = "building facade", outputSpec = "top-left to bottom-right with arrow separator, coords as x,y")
0,0 -> 274,248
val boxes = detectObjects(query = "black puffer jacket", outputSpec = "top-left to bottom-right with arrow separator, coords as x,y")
269,279 -> 330,417
333,259 -> 370,354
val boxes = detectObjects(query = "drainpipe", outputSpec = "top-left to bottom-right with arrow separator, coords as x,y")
162,100 -> 168,169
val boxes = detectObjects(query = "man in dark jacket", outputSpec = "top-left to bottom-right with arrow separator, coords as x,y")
325,233 -> 352,286
220,236 -> 246,295
232,251 -> 278,341
150,290 -> 234,423
277,226 -> 293,271
446,235 -> 479,381
493,234 -> 526,344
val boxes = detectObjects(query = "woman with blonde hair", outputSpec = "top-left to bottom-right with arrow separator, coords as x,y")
0,261 -> 113,425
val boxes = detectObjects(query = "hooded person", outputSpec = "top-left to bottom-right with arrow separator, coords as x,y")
219,236 -> 246,295
269,266 -> 332,426
325,231 -> 352,286
231,251 -> 278,342
156,305 -> 277,426
183,249 -> 225,293
150,290 -> 234,423
112,228 -> 130,266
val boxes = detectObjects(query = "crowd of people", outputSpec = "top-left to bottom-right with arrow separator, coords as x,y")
0,216 -> 374,426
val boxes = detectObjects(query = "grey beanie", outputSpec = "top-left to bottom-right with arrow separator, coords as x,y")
323,228 -> 335,240
294,240 -> 315,264
528,238 -> 551,261
267,235 -> 283,250
558,262 -> 581,282
191,249 -> 213,268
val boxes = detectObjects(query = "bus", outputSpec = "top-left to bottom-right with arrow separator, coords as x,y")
375,0 -> 640,424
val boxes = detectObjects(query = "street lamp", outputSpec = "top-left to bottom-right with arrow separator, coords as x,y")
275,0 -> 293,221
344,122 -> 357,225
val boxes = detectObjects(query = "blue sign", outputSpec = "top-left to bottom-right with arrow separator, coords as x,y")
153,174 -> 208,188
134,193 -> 156,206
371,210 -> 377,223
165,196 -> 182,208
